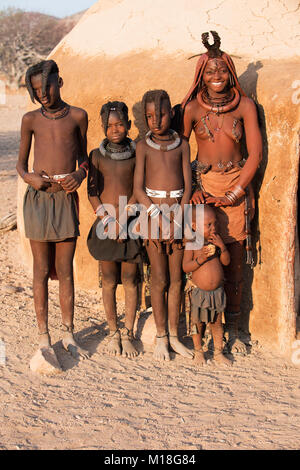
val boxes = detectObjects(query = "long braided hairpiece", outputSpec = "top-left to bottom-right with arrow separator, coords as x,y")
100,101 -> 129,134
25,60 -> 59,103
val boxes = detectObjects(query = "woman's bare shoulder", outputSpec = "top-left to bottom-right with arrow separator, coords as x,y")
239,95 -> 257,113
184,98 -> 199,114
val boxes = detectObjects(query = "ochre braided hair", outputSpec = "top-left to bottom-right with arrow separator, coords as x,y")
100,101 -> 129,135
182,31 -> 246,109
25,60 -> 59,103
141,89 -> 172,129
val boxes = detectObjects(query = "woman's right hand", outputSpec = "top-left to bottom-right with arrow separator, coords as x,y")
189,190 -> 208,205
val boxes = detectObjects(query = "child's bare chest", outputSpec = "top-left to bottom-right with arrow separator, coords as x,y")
99,156 -> 135,179
33,115 -> 77,144
146,147 -> 182,172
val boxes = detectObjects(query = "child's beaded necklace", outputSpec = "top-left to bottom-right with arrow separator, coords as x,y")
145,129 -> 181,152
40,104 -> 70,120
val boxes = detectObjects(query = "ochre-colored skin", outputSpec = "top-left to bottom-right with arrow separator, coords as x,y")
16,72 -> 89,359
182,207 -> 231,365
134,99 -> 193,361
183,59 -> 262,193
87,111 -> 139,358
17,73 -> 88,191
182,58 -> 262,353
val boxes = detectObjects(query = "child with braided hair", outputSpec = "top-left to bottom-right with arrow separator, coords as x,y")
16,60 -> 90,361
87,101 -> 142,358
134,90 -> 193,362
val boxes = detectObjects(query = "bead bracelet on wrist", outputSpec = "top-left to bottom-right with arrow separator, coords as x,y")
79,161 -> 88,176
195,257 -> 204,267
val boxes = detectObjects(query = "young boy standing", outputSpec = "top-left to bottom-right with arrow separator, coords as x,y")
134,90 -> 193,362
16,60 -> 89,360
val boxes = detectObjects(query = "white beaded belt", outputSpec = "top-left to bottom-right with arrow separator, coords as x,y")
41,173 -> 70,180
146,188 -> 184,198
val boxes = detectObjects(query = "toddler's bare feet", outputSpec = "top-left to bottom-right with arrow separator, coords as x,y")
193,349 -> 206,366
120,328 -> 138,358
214,350 -> 232,366
169,335 -> 194,358
38,331 -> 51,349
154,335 -> 170,361
106,329 -> 121,356
62,325 -> 90,359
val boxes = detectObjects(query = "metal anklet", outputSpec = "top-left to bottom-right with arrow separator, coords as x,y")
120,327 -> 134,338
108,329 -> 120,338
156,333 -> 169,339
62,324 -> 74,333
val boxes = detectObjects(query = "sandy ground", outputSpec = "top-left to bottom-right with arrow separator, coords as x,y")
0,92 -> 299,451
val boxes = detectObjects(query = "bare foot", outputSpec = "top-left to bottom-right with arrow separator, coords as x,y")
214,351 -> 232,366
154,335 -> 170,361
120,328 -> 138,359
193,349 -> 206,366
225,316 -> 247,355
169,336 -> 194,358
62,331 -> 90,359
38,331 -> 51,349
105,329 -> 121,357
228,337 -> 247,355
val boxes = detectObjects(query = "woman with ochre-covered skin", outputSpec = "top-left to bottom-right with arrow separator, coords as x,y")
181,31 -> 262,354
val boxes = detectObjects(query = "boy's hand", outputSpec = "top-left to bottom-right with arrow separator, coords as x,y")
58,171 -> 84,193
26,172 -> 51,191
208,233 -> 226,250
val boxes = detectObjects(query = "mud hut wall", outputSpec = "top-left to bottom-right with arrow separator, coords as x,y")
248,63 -> 300,351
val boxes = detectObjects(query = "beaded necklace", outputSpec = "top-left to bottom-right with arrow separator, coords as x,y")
198,86 -> 241,142
145,130 -> 181,152
99,138 -> 136,161
197,86 -> 240,115
40,104 -> 70,120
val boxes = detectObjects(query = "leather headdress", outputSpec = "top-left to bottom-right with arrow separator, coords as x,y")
181,31 -> 246,109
